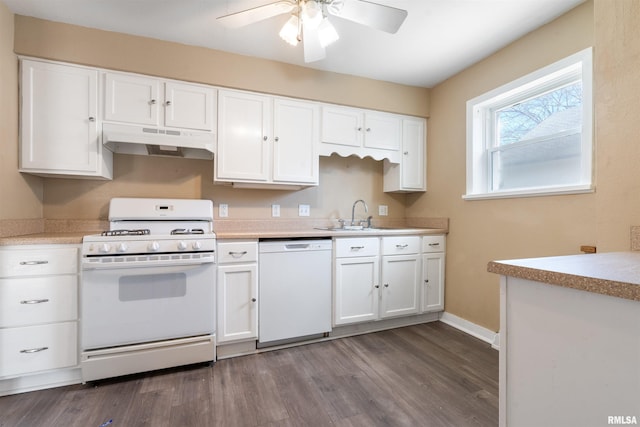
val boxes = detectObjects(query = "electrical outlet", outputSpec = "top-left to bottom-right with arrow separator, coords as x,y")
298,204 -> 310,217
219,203 -> 229,218
379,205 -> 388,216
272,204 -> 281,217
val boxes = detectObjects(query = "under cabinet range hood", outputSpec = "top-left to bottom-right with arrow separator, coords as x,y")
103,123 -> 215,160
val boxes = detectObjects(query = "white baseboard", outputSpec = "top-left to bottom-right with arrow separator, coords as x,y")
440,311 -> 500,351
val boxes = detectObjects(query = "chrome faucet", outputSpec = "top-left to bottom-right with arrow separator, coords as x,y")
351,199 -> 368,227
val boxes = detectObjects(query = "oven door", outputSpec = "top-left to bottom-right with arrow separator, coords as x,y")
81,259 -> 215,350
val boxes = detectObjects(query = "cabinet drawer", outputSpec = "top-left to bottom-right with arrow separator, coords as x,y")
381,236 -> 420,255
335,237 -> 380,258
217,241 -> 258,264
0,322 -> 78,378
422,235 -> 446,253
0,275 -> 78,328
0,247 -> 78,278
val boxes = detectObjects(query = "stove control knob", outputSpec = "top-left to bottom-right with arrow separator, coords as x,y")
99,243 -> 111,254
177,241 -> 188,251
148,241 -> 161,252
192,241 -> 202,250
117,243 -> 128,253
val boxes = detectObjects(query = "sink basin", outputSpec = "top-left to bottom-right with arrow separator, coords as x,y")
314,226 -> 387,232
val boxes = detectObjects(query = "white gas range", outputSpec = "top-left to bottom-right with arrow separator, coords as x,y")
80,198 -> 217,382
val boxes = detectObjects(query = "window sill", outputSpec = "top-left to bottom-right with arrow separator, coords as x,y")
463,185 -> 594,201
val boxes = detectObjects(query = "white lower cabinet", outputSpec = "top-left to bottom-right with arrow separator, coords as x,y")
334,234 -> 444,327
421,235 -> 446,312
0,245 -> 79,379
380,236 -> 421,318
334,237 -> 380,325
216,241 -> 258,343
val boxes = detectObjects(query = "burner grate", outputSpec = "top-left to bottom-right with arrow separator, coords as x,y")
101,229 -> 151,237
170,228 -> 205,235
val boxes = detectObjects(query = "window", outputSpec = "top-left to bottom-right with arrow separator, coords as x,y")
465,48 -> 593,199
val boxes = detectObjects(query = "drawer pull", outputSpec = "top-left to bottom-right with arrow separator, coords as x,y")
228,251 -> 248,257
428,243 -> 440,247
395,244 -> 409,249
350,246 -> 365,250
20,347 -> 49,354
19,260 -> 49,266
20,299 -> 50,305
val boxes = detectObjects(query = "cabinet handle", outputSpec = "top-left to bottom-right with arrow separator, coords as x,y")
263,136 -> 268,141
165,100 -> 172,106
20,347 -> 49,354
395,244 -> 409,249
19,260 -> 49,266
150,99 -> 157,105
374,284 -> 380,288
357,127 -> 362,131
274,136 -> 279,142
404,151 -> 409,155
20,299 -> 50,305
350,246 -> 365,250
384,283 -> 389,288
251,298 -> 257,302
366,128 -> 371,132
428,243 -> 440,247
424,279 -> 429,284
88,116 -> 96,122
228,251 -> 248,257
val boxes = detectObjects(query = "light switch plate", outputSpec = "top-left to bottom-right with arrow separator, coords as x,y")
219,203 -> 229,218
272,204 -> 281,217
298,204 -> 310,217
379,205 -> 388,216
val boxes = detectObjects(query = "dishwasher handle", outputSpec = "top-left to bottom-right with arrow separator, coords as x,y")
285,243 -> 311,250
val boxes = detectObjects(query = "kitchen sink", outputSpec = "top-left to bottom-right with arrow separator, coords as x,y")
314,226 -> 395,232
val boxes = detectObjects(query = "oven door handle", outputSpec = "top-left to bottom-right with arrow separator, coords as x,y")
82,258 -> 214,271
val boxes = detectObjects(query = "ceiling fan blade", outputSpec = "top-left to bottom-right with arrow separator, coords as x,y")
328,0 -> 407,34
217,1 -> 295,28
302,25 -> 326,63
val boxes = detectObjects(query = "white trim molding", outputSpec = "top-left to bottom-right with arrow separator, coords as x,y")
440,311 -> 500,351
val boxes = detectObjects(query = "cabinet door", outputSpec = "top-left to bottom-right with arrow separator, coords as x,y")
401,118 -> 426,190
364,112 -> 401,151
334,256 -> 379,325
321,106 -> 363,148
217,263 -> 258,343
272,98 -> 319,184
104,72 -> 160,125
216,90 -> 271,181
164,82 -> 215,131
380,254 -> 420,318
20,60 -> 103,176
421,252 -> 445,312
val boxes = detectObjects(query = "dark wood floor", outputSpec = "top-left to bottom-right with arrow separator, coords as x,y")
0,322 -> 498,427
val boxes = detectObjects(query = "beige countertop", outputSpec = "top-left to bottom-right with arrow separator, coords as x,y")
0,217 -> 449,246
488,252 -> 640,302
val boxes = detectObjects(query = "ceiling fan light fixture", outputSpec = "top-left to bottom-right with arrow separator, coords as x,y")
301,0 -> 323,29
279,14 -> 300,46
317,17 -> 339,47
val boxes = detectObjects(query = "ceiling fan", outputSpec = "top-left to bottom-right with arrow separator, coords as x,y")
217,0 -> 408,63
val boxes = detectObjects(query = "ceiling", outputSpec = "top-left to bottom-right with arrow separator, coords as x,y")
4,0 -> 585,88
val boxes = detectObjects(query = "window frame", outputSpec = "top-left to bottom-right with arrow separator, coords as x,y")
464,48 -> 594,200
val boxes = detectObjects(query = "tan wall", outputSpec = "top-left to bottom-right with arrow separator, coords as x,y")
0,3 -> 42,220
406,1 -> 596,331
12,16 -> 428,221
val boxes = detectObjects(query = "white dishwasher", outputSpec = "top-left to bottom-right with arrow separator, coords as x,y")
258,239 -> 332,347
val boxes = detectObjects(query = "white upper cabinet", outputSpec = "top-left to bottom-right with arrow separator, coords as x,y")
320,105 -> 401,162
104,72 -> 215,131
272,98 -> 319,184
216,89 -> 319,187
384,117 -> 427,192
216,90 -> 271,182
20,59 -> 112,179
